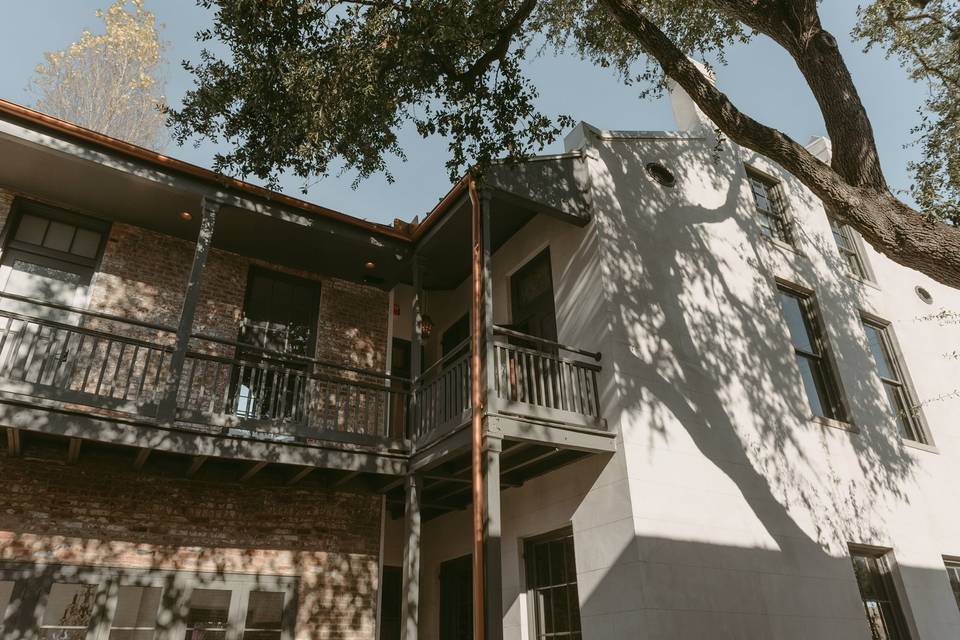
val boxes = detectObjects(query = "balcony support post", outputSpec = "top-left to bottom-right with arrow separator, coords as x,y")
159,197 -> 220,423
470,179 -> 503,640
409,255 -> 424,438
400,472 -> 422,640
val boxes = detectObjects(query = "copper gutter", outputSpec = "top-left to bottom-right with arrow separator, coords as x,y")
0,98 -> 408,241
410,175 -> 469,243
468,174 -> 486,640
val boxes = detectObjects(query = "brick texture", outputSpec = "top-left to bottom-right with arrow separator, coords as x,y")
88,223 -> 389,371
0,455 -> 383,640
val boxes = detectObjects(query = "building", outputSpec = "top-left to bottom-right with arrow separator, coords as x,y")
0,74 -> 959,640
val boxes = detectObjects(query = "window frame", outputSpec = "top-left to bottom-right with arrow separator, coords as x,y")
860,315 -> 928,444
0,562 -> 297,640
829,216 -> 873,282
0,199 -> 110,315
848,545 -> 915,640
522,526 -> 582,640
944,558 -> 960,613
776,282 -> 849,423
745,167 -> 793,245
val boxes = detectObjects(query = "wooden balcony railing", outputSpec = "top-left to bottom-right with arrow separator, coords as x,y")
410,340 -> 471,442
491,326 -> 603,430
0,294 -> 605,450
409,328 -> 605,444
0,293 -> 410,445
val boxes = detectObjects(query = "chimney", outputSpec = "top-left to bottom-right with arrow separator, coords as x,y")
667,59 -> 716,132
804,136 -> 832,163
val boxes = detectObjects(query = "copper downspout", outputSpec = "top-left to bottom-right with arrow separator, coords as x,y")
468,175 -> 486,640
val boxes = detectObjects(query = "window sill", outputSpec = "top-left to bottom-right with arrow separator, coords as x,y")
845,273 -> 881,292
901,439 -> 939,454
810,415 -> 859,434
763,235 -> 803,257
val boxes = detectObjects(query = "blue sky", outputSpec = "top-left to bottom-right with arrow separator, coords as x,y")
0,1 -> 925,226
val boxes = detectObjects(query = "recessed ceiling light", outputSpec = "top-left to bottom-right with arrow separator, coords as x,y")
179,211 -> 193,221
365,260 -> 376,270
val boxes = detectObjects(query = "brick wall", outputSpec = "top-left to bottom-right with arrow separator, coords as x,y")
0,189 -> 13,236
0,455 -> 383,640
88,222 -> 389,371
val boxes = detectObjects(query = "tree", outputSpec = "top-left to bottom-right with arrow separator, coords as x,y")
169,0 -> 960,288
31,0 -> 168,150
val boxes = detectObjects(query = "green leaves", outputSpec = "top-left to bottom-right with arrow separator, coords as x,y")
169,0 -> 744,186
855,0 -> 960,223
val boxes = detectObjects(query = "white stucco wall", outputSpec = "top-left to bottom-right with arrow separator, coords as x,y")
387,86 -> 960,640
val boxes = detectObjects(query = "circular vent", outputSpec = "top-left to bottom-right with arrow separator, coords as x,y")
915,286 -> 934,305
645,162 -> 676,187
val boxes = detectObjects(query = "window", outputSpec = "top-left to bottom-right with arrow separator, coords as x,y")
849,548 -> 912,640
39,582 -> 99,640
830,217 -> 870,280
0,564 -> 295,640
777,286 -> 846,421
862,319 -> 925,442
0,200 -> 108,317
0,581 -> 12,623
109,586 -> 162,640
524,528 -> 581,640
945,559 -> 960,612
747,170 -> 792,244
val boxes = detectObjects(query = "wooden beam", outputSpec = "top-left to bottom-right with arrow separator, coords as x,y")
133,448 -> 151,469
332,470 -> 361,489
6,427 -> 20,457
240,460 -> 268,482
186,455 -> 207,477
287,466 -> 314,486
159,198 -> 220,423
66,438 -> 81,465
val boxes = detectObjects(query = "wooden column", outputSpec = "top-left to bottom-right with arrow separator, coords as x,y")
470,180 -> 503,640
400,473 -> 422,640
409,255 -> 424,439
159,197 -> 220,422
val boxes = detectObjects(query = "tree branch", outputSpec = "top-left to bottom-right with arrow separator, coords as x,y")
599,0 -> 960,290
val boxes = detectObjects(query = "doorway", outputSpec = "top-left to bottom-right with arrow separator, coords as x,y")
233,267 -> 321,420
509,248 -> 557,344
439,554 -> 472,640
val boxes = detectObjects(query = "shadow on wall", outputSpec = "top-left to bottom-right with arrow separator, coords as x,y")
590,127 -> 927,549
577,535 -> 959,638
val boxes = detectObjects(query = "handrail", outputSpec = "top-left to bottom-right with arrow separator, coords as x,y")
0,306 -> 175,354
416,337 -> 471,383
0,291 -> 177,334
0,293 -> 406,385
188,332 -> 409,385
492,325 -> 601,361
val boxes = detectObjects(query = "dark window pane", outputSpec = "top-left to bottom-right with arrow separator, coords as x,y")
43,221 -> 76,253
778,292 -> 815,354
946,561 -> 960,612
796,355 -> 829,418
748,174 -> 790,243
849,550 -> 910,640
183,589 -> 231,640
40,583 -> 98,640
14,214 -> 48,245
0,581 -> 13,627
71,228 -> 102,259
109,586 -> 161,639
525,529 -> 582,640
245,591 -> 284,633
864,324 -> 895,380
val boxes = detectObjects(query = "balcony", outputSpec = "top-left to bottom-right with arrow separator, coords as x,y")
0,292 -> 607,480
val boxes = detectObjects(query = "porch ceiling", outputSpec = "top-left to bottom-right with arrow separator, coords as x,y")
0,117 -> 411,289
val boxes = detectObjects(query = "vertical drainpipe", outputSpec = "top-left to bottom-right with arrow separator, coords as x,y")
469,175 -> 486,640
